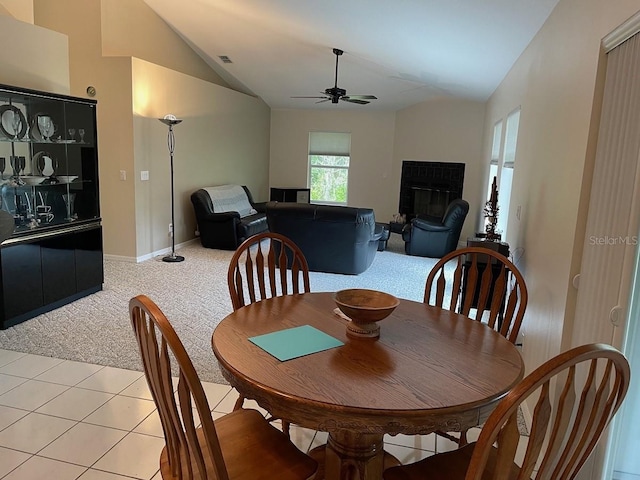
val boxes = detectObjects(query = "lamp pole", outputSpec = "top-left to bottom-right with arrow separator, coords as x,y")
159,114 -> 184,262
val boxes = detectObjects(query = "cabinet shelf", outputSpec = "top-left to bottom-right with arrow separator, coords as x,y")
0,83 -> 102,329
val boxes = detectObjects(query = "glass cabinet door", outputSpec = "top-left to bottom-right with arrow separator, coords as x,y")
0,85 -> 98,234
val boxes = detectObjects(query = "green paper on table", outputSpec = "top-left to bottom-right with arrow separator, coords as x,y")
249,325 -> 343,361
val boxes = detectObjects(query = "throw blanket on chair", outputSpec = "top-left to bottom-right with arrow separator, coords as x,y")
204,185 -> 256,218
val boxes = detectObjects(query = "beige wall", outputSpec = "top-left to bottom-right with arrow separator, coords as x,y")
270,109 -> 397,221
35,0 -> 137,258
485,0 -> 640,379
100,0 -> 229,87
32,0 -> 270,260
393,99 -> 486,242
0,15 -> 69,94
0,0 -> 33,23
269,100 -> 485,237
132,58 -> 271,257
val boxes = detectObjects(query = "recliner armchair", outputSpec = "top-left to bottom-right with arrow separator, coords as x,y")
402,198 -> 469,257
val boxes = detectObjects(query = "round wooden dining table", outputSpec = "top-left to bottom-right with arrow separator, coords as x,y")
211,292 -> 524,480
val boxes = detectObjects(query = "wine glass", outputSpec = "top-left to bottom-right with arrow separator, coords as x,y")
9,156 -> 19,176
10,111 -> 21,140
68,128 -> 76,141
38,116 -> 52,141
62,193 -> 76,221
78,128 -> 85,143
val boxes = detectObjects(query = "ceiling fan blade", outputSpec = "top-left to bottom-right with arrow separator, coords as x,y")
294,49 -> 375,106
342,95 -> 377,100
342,98 -> 370,105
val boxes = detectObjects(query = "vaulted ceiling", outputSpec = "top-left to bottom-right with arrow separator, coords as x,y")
144,0 -> 560,111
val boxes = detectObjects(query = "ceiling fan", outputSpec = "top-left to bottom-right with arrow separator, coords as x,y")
292,48 -> 377,105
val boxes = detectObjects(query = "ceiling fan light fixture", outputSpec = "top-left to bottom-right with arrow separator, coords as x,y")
292,47 -> 377,106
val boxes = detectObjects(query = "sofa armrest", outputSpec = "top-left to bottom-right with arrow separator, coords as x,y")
371,225 -> 383,242
412,217 -> 453,233
252,201 -> 268,214
198,211 -> 241,223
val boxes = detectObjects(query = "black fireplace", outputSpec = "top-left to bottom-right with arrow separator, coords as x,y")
399,161 -> 465,222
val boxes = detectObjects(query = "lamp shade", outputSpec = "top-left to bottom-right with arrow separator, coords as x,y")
158,114 -> 182,126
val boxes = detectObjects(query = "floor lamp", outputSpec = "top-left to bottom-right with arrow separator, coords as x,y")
159,114 -> 184,262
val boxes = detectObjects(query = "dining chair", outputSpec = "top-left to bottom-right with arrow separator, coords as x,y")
425,246 -> 528,344
129,294 -> 318,480
228,231 -> 310,311
425,246 -> 527,446
227,232 -> 311,435
383,343 -> 631,480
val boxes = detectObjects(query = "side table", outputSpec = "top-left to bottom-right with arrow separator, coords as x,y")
375,223 -> 391,251
461,238 -> 511,328
388,221 -> 405,235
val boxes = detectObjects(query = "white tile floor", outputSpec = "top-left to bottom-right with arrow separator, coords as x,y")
0,348 -> 468,480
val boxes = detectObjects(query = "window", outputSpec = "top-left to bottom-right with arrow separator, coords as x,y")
486,120 -> 502,202
485,109 -> 520,239
308,132 -> 351,204
496,108 -> 520,237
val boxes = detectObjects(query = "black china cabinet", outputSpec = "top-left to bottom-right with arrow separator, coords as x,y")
0,83 -> 102,329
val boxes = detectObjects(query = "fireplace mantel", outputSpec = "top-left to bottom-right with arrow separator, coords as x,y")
399,161 -> 465,221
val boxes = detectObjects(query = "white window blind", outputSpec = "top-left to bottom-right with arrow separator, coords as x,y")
309,132 -> 351,156
503,109 -> 520,167
496,108 -> 520,237
491,120 -> 503,164
487,120 -> 503,204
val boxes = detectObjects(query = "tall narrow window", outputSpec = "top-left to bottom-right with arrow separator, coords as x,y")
487,120 -> 503,201
308,132 -> 351,205
497,108 -> 520,237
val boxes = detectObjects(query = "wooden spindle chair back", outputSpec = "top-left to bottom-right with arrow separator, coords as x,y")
130,295 -> 229,480
425,246 -> 528,344
228,232 -> 310,311
465,343 -> 630,480
383,344 -> 630,480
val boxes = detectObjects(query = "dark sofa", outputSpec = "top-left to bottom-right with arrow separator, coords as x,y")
190,185 -> 268,250
266,202 -> 383,275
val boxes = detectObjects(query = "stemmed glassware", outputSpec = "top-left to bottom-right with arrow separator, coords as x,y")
68,128 -> 76,142
62,193 -> 76,221
78,128 -> 85,143
10,111 -> 22,140
38,116 -> 53,141
9,156 -> 19,176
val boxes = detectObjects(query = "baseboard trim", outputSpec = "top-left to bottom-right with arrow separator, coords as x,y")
105,238 -> 199,263
520,399 -> 532,434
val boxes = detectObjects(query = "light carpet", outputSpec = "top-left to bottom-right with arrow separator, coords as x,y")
0,235 -> 438,384
0,235 -> 529,435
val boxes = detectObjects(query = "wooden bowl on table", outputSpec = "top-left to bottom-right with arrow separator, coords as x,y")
334,288 -> 399,339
